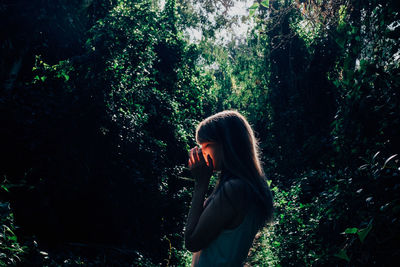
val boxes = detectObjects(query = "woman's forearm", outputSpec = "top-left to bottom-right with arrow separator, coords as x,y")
184,181 -> 208,251
185,146 -> 213,251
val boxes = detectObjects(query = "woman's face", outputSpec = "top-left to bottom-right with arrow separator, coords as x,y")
200,141 -> 222,171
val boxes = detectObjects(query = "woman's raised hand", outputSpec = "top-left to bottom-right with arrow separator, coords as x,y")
188,146 -> 213,185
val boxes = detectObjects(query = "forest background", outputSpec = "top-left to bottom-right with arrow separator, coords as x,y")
0,0 -> 399,266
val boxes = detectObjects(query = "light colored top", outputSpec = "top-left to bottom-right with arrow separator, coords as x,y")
191,206 -> 259,267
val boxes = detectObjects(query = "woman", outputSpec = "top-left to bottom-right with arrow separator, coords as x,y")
185,110 -> 274,267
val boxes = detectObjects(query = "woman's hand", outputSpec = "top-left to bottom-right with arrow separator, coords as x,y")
188,146 -> 213,186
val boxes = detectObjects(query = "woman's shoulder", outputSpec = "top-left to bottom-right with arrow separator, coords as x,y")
220,171 -> 251,192
218,177 -> 251,206
221,178 -> 247,191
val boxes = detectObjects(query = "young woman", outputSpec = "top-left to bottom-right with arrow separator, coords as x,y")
185,110 -> 274,266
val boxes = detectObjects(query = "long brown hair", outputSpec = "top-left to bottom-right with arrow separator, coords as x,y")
196,110 -> 273,225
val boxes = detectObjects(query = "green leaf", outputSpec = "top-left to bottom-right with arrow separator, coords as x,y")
260,0 -> 269,8
8,235 -> 17,242
249,2 -> 259,16
272,241 -> 281,247
335,37 -> 345,49
333,80 -> 340,87
250,2 -> 259,9
344,227 -> 358,234
358,221 -> 372,243
1,185 -> 9,192
334,249 -> 350,262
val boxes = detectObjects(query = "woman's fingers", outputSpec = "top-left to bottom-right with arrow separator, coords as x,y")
194,147 -> 200,162
191,147 -> 197,163
189,148 -> 195,164
198,148 -> 206,164
188,147 -> 213,183
191,147 -> 202,163
188,146 -> 208,169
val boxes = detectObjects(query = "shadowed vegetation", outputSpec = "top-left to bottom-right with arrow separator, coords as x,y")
1,0 -> 399,265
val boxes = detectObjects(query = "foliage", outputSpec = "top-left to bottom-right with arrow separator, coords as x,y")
0,201 -> 26,266
206,0 -> 400,265
1,0 -> 399,265
330,2 -> 400,163
1,0 -> 211,264
259,173 -> 336,266
244,0 -> 400,265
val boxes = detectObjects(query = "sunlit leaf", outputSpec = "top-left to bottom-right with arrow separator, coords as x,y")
1,185 -> 9,192
383,154 -> 398,169
8,235 -> 17,242
372,151 -> 380,162
344,227 -> 358,234
250,2 -> 259,9
260,0 -> 269,8
358,164 -> 369,170
249,2 -> 259,17
272,241 -> 281,247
